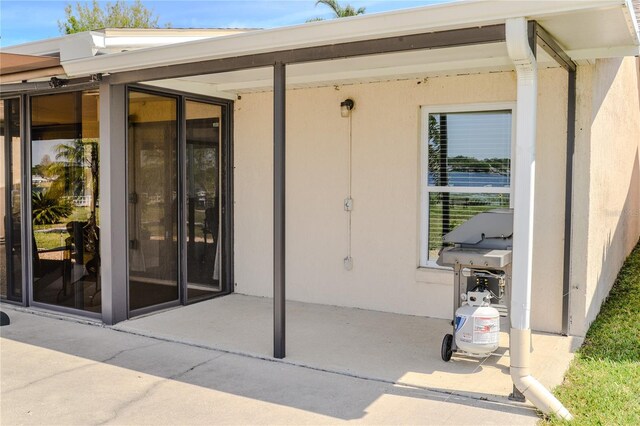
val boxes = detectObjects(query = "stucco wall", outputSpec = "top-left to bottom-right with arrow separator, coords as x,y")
234,68 -> 568,333
570,56 -> 640,336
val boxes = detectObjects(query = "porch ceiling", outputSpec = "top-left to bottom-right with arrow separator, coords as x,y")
539,1 -> 639,60
143,43 -> 559,96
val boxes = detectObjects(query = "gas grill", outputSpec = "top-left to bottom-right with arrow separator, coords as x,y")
437,208 -> 514,317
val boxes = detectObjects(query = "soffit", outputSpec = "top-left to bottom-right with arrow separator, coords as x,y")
0,52 -> 60,75
146,42 -> 559,95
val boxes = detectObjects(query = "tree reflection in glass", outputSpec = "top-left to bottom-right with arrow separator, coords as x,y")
426,110 -> 512,261
31,90 -> 101,313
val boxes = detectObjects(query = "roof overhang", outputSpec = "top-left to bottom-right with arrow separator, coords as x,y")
0,52 -> 64,84
144,41 -> 537,97
1,28 -> 251,61
1,0 -> 638,93
53,0 -> 639,80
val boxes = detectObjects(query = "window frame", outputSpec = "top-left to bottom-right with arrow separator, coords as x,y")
419,102 -> 516,268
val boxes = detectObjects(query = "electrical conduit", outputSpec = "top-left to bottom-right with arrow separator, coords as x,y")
506,17 -> 573,421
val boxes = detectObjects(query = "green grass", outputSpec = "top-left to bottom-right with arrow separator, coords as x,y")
541,241 -> 640,425
33,206 -> 98,250
34,229 -> 67,251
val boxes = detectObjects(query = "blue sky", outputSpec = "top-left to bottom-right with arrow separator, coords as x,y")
1,0 -> 450,48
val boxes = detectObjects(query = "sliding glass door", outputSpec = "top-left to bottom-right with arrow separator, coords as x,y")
30,91 -> 101,313
185,100 -> 223,302
3,87 -> 230,318
127,89 -> 229,315
127,90 -> 179,312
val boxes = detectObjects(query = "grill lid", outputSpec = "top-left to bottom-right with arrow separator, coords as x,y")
443,208 -> 513,248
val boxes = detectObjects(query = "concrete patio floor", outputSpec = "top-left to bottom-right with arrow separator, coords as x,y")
1,306 -> 539,425
114,294 -> 582,404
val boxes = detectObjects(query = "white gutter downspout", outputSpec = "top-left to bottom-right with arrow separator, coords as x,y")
506,17 -> 573,421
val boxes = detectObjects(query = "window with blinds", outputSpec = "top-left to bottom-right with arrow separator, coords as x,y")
421,107 -> 513,265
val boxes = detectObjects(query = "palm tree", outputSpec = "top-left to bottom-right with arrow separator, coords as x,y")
309,0 -> 365,21
32,191 -> 73,225
53,139 -> 99,218
52,139 -> 100,253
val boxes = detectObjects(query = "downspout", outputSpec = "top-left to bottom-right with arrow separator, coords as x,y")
506,18 -> 573,421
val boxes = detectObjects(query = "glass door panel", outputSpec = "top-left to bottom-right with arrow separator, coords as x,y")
185,101 -> 222,301
1,98 -> 23,302
128,90 -> 179,311
30,91 -> 101,312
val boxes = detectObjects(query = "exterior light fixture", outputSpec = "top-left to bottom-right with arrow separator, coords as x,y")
340,98 -> 355,117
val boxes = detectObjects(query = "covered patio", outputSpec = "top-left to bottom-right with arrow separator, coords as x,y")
114,294 -> 582,404
77,2 -> 632,418
3,0 -> 638,420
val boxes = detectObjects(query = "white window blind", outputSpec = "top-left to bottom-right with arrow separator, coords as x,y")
421,107 -> 513,265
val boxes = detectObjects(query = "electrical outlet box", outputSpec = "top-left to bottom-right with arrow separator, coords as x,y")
344,256 -> 353,270
344,197 -> 353,211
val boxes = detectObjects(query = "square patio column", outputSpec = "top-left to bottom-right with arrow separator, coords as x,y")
273,62 -> 286,359
99,80 -> 128,325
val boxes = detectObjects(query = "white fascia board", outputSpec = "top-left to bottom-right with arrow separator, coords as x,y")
99,29 -> 249,49
55,31 -> 227,62
1,29 -> 248,61
1,36 -> 65,56
60,0 -> 623,77
1,31 -> 104,61
102,36 -> 219,48
59,32 -> 105,62
623,0 -> 640,44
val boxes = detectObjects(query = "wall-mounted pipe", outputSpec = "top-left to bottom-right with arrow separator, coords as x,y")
342,98 -> 355,271
506,17 -> 573,421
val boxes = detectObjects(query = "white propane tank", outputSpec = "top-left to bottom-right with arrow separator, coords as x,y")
454,290 -> 500,356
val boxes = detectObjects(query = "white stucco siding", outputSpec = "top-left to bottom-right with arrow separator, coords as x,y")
234,69 -> 568,333
532,67 -> 570,333
570,56 -> 640,336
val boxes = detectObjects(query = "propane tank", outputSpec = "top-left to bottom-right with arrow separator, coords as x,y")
454,290 -> 500,356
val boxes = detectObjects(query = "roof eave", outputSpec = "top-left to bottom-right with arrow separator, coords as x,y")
58,0 -> 635,79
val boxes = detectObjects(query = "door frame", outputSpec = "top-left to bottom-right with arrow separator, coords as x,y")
25,87 -> 103,319
1,96 -> 25,304
126,84 -> 234,318
181,95 -> 234,305
4,86 -> 105,319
